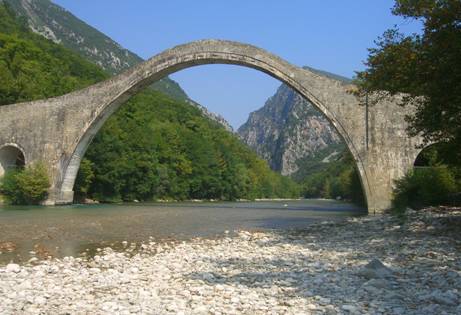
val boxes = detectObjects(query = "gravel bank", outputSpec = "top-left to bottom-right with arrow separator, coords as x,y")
1,208 -> 460,314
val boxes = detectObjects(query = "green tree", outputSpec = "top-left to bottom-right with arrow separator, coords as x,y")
0,163 -> 50,205
320,178 -> 332,199
300,150 -> 365,205
393,167 -> 457,210
356,0 -> 461,164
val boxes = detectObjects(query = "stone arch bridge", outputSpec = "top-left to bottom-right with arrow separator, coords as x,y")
0,40 -> 423,212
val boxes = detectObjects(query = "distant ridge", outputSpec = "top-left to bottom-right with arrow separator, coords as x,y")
303,66 -> 353,84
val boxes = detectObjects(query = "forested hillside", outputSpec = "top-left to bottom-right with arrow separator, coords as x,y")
77,92 -> 299,202
0,4 -> 300,203
2,0 -> 188,101
299,150 -> 365,205
0,4 -> 107,105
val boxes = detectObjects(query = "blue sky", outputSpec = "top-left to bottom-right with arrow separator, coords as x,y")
54,0 -> 421,129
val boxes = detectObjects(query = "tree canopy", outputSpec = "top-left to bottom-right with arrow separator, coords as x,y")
356,0 -> 461,163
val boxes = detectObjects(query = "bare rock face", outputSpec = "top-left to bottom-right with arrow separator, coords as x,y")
238,83 -> 342,175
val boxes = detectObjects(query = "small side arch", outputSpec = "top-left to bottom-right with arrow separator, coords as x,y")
413,142 -> 448,168
0,143 -> 26,177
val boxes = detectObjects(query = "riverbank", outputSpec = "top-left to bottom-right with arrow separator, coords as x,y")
78,197 -> 304,204
1,207 -> 460,314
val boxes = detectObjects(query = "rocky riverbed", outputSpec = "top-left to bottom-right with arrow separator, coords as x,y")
1,207 -> 460,314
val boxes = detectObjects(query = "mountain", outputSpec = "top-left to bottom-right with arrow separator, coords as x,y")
238,67 -> 349,176
2,0 -> 188,100
3,0 -> 232,130
0,3 -> 108,105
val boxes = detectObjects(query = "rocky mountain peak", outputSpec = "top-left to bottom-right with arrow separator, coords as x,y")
238,69 -> 347,176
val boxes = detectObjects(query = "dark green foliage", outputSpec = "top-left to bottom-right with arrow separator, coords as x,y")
0,169 -> 21,204
81,91 -> 300,202
74,158 -> 95,201
0,163 -> 50,205
393,143 -> 461,212
356,0 -> 461,166
0,4 -> 108,105
300,151 -> 365,206
392,167 -> 458,211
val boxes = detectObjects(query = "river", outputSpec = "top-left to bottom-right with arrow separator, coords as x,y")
0,199 -> 365,264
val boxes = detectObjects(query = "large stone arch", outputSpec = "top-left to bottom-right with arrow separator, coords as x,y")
58,40 -> 370,206
0,40 -> 423,212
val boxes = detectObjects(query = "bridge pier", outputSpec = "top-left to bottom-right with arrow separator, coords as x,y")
40,189 -> 72,206
54,190 -> 74,205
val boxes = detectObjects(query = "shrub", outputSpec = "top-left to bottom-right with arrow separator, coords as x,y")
0,162 -> 50,205
392,167 -> 458,212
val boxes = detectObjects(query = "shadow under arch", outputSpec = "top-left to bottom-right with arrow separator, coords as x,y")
413,142 -> 455,168
57,40 -> 371,209
0,143 -> 26,177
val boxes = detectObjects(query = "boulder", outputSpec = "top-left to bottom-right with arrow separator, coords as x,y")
357,259 -> 394,279
6,263 -> 21,273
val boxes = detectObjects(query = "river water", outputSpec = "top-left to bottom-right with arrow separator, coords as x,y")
0,199 -> 365,264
